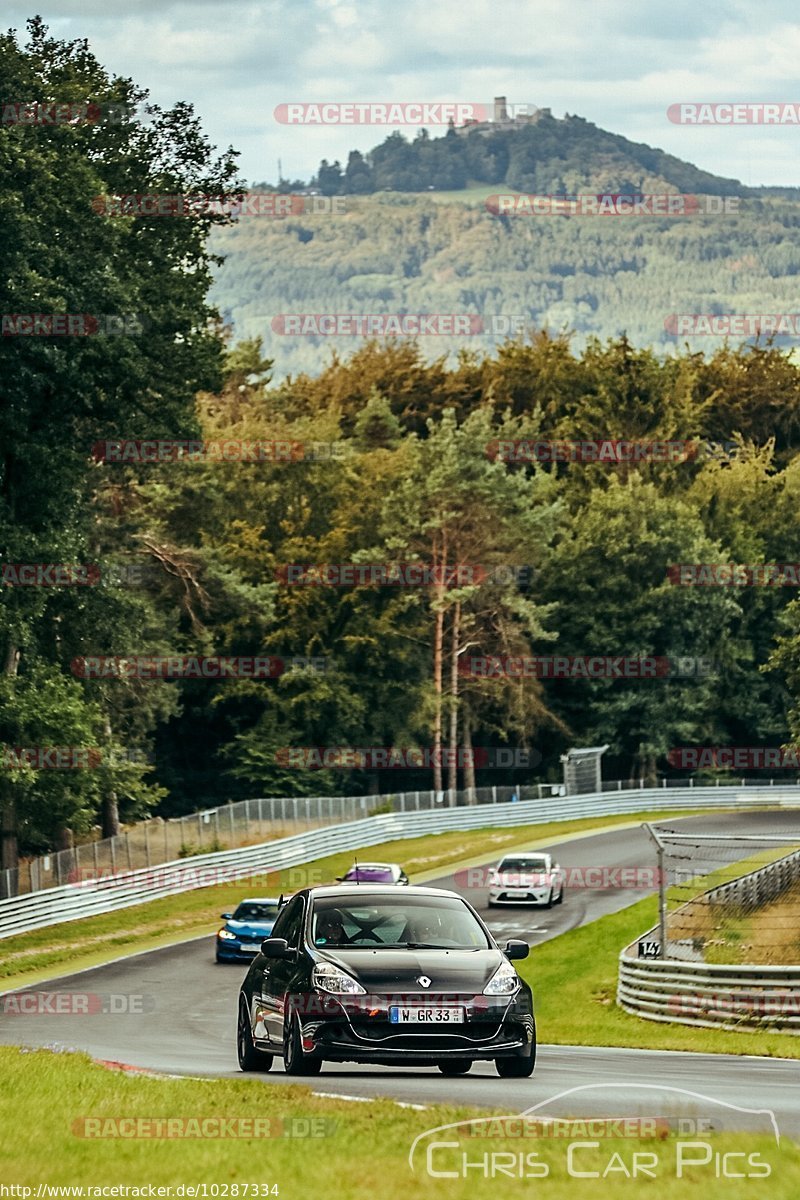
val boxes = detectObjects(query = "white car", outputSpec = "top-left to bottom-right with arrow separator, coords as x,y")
487,852 -> 565,907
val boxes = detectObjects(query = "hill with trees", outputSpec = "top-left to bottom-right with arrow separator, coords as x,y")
310,111 -> 747,197
210,190 -> 800,380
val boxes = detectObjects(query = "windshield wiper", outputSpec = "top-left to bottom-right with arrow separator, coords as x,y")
403,941 -> 481,950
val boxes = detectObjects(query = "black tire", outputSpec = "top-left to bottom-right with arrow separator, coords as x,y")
555,887 -> 565,905
496,1051 -> 535,1078
237,996 -> 274,1072
487,899 -> 497,908
496,1019 -> 536,1078
438,1060 -> 472,1076
283,1012 -> 322,1076
544,889 -> 553,909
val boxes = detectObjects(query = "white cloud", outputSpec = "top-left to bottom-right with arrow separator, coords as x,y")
3,0 -> 800,183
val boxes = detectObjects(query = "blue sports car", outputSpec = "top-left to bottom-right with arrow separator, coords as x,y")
216,898 -> 282,962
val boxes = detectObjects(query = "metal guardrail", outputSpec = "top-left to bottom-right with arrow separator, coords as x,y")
618,956 -> 800,1033
3,783 -> 800,940
618,846 -> 800,1033
704,847 -> 800,912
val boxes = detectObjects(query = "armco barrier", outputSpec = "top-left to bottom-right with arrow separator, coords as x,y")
618,847 -> 800,1033
618,956 -> 800,1034
704,845 -> 800,911
3,784 -> 800,940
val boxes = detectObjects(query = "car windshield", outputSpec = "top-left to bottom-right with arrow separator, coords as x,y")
343,866 -> 395,882
310,895 -> 489,949
232,902 -> 280,921
498,857 -> 549,873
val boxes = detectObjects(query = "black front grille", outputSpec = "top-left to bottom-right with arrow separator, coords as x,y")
351,1018 -> 472,1040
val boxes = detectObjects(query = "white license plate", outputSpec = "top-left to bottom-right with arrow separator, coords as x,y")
505,890 -> 529,898
240,943 -> 260,953
389,1007 -> 465,1024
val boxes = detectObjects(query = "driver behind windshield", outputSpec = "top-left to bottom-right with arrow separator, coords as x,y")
314,908 -> 349,946
402,911 -> 448,945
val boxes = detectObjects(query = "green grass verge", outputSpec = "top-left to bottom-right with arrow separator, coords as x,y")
0,809 -> 723,989
0,1047 -> 797,1197
522,894 -> 800,1057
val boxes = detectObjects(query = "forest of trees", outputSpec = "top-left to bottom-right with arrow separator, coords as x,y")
210,191 -> 800,380
9,325 -> 800,867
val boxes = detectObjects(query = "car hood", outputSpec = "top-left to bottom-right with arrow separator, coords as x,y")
496,872 -> 551,884
226,920 -> 275,937
315,947 -> 506,993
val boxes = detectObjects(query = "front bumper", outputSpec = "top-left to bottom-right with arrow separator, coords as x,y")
489,886 -> 553,904
276,990 -> 535,1064
216,940 -> 262,961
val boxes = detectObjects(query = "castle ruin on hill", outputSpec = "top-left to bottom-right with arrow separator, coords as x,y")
456,96 -> 553,135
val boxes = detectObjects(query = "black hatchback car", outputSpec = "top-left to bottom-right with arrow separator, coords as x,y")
236,884 -> 535,1077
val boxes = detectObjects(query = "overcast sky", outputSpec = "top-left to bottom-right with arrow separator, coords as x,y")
6,0 -> 800,185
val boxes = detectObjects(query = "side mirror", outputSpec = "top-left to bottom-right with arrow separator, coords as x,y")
220,912 -> 232,919
504,939 -> 529,961
261,937 -> 293,959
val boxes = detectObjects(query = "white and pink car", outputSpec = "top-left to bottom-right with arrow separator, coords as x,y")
487,852 -> 565,907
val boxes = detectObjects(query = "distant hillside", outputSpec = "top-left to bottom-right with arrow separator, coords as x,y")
209,190 -> 800,379
310,111 -> 747,196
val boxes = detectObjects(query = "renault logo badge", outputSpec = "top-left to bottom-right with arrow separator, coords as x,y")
417,975 -> 431,988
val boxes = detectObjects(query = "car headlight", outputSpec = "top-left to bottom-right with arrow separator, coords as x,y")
217,928 -> 237,941
483,960 -> 520,995
312,962 -> 366,995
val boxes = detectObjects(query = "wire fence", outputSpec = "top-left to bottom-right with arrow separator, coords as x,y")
645,825 -> 800,965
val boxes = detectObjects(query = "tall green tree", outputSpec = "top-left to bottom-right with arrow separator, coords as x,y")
0,18 -> 239,880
